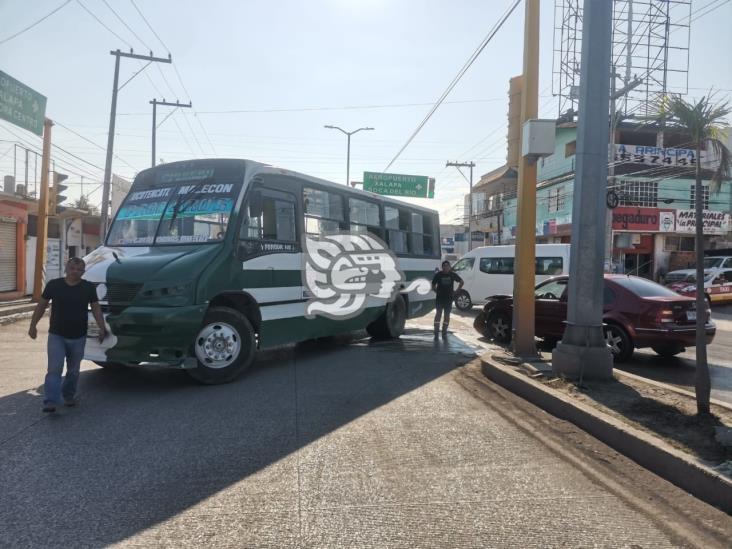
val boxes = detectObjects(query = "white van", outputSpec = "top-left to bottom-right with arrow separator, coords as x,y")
450,244 -> 571,310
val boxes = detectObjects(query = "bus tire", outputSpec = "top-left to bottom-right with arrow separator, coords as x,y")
187,306 -> 256,385
454,290 -> 472,310
367,294 -> 407,339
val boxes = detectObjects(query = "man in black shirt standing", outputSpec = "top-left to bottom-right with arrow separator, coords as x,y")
28,257 -> 107,413
431,260 -> 464,338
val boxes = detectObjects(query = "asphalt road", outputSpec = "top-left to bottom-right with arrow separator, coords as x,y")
436,305 -> 732,406
0,316 -> 730,547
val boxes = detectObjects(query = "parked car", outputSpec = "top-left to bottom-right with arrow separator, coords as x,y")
667,269 -> 732,306
664,255 -> 732,284
450,243 -> 571,311
473,274 -> 715,361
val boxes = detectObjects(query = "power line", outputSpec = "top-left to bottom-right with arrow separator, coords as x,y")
129,0 -> 170,52
101,0 -> 153,51
54,120 -> 139,172
127,0 -> 217,156
384,0 -> 522,171
0,0 -> 73,46
75,0 -> 133,48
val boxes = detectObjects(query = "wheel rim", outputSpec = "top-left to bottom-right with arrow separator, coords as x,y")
491,315 -> 509,340
456,293 -> 470,308
605,327 -> 623,356
195,322 -> 241,369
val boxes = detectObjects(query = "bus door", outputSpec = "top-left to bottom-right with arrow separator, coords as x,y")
237,182 -> 302,304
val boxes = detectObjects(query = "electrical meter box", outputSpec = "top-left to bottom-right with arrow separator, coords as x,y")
521,119 -> 556,159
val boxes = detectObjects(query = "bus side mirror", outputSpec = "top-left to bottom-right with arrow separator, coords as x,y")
248,190 -> 263,218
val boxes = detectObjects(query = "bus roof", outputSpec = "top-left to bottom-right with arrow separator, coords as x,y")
135,158 -> 439,216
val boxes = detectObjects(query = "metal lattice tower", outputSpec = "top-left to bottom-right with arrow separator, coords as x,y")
553,0 -> 691,120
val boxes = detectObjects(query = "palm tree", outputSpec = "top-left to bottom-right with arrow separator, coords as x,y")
656,94 -> 731,415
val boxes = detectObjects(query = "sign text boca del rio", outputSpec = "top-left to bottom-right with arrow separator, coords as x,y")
363,172 -> 435,198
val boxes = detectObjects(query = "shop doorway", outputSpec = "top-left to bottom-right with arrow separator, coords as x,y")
623,253 -> 653,279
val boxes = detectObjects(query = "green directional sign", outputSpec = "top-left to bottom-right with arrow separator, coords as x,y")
0,71 -> 47,136
363,171 -> 435,198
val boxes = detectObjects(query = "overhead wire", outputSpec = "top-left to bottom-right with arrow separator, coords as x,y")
128,0 -> 218,155
0,0 -> 73,45
383,0 -> 522,172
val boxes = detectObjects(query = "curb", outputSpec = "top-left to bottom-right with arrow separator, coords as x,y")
0,310 -> 33,326
481,353 -> 732,514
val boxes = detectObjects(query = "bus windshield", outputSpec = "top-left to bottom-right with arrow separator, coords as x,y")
107,170 -> 241,246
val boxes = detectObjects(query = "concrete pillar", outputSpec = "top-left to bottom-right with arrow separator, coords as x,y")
552,0 -> 614,380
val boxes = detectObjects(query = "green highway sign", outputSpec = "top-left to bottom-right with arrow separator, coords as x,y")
363,171 -> 435,198
0,71 -> 47,136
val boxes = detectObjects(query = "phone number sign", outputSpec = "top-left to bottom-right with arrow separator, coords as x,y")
614,144 -> 705,167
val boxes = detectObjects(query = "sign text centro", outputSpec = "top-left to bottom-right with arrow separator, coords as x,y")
0,71 -> 47,136
363,171 -> 435,198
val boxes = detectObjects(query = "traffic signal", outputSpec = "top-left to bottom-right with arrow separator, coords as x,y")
49,172 -> 68,215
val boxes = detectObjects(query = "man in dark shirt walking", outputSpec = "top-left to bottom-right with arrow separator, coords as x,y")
431,260 -> 464,338
28,257 -> 107,413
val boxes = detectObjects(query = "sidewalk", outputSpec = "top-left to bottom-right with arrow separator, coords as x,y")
0,297 -> 35,326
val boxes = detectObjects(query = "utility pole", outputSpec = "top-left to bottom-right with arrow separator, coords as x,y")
511,0 -> 540,359
323,125 -> 374,185
446,161 -> 476,251
101,49 -> 172,240
32,119 -> 53,302
553,0 -> 614,380
150,99 -> 192,167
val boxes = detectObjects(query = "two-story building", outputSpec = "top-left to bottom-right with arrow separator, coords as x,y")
499,122 -> 731,280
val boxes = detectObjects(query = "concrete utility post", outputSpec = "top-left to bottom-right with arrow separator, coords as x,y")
101,49 -> 172,240
553,0 -> 614,380
511,0 -> 540,358
151,99 -> 192,167
446,161 -> 476,251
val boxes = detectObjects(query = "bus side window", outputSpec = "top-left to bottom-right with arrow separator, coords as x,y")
304,187 -> 345,235
238,188 -> 297,257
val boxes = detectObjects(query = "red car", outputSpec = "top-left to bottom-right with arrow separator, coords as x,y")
473,274 -> 715,361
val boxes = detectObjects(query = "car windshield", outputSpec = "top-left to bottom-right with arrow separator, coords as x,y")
107,168 -> 241,246
703,257 -> 724,269
614,276 -> 680,297
684,272 -> 715,283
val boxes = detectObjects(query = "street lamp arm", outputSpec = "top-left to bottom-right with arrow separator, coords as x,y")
324,124 -> 347,135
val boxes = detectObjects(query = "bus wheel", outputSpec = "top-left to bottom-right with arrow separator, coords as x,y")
367,294 -> 407,339
454,290 -> 472,310
188,307 -> 256,385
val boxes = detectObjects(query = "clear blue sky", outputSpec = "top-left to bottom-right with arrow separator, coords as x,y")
1,0 -> 730,223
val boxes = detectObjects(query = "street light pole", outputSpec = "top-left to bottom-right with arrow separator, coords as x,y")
324,125 -> 374,185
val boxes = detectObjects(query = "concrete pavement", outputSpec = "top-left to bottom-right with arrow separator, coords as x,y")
0,316 -> 730,547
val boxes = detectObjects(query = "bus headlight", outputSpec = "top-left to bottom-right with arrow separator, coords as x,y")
141,282 -> 193,299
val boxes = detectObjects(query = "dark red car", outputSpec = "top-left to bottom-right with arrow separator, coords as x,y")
473,274 -> 715,361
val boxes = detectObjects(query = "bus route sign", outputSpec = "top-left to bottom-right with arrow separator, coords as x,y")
363,171 -> 435,198
0,71 -> 47,136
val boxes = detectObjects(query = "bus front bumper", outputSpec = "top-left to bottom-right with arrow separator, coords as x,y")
85,304 -> 207,367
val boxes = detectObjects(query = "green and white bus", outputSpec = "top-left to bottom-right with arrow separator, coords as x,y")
83,159 -> 441,383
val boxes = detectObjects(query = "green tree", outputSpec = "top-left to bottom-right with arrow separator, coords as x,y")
656,94 -> 731,415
